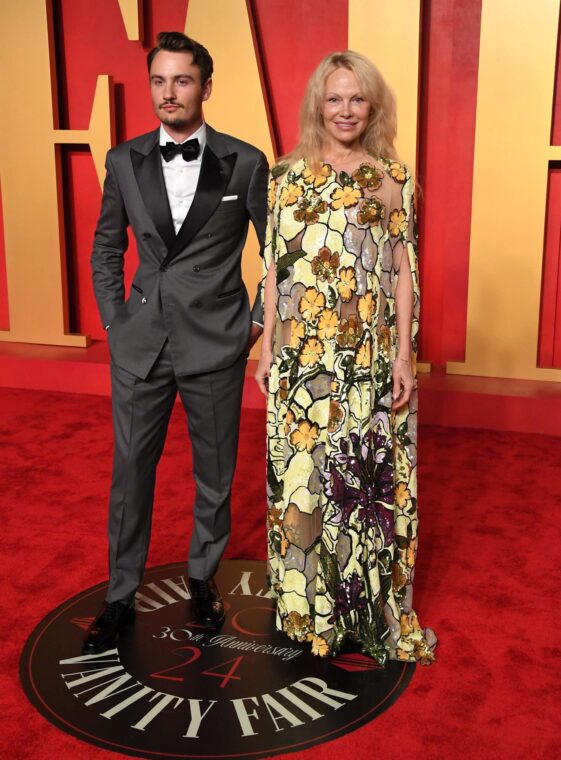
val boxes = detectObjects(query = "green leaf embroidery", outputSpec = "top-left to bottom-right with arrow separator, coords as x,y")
319,540 -> 341,597
289,358 -> 299,386
276,250 -> 307,284
272,161 -> 289,179
397,421 -> 411,446
270,530 -> 282,554
267,460 -> 284,504
339,171 -> 353,187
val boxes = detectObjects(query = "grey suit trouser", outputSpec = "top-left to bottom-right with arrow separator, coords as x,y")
106,340 -> 246,604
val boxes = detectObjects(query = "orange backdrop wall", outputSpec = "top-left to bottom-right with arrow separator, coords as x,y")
1,0 -> 561,379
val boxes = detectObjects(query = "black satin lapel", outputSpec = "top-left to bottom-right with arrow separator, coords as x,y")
163,147 -> 237,265
131,144 -> 175,251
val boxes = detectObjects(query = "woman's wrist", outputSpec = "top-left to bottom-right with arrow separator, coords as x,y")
395,345 -> 412,361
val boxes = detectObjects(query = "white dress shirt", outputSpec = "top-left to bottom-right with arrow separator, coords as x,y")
160,123 -> 206,234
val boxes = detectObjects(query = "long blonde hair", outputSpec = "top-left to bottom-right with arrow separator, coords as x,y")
282,50 -> 399,166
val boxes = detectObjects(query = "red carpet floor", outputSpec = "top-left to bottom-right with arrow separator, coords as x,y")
1,387 -> 559,759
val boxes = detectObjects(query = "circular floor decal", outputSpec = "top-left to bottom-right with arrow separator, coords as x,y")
20,560 -> 414,759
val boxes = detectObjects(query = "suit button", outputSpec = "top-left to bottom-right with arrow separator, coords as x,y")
160,265 -> 167,272
142,233 -> 151,240
193,300 -> 202,308
206,233 -> 213,238
193,265 -> 201,272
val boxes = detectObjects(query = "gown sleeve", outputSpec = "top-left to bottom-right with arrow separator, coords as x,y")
259,168 -> 285,311
402,169 -> 420,353
392,166 -> 420,356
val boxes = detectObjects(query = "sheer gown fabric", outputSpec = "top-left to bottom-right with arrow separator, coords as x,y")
263,157 -> 436,664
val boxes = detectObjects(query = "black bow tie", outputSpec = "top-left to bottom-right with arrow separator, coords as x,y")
160,138 -> 200,162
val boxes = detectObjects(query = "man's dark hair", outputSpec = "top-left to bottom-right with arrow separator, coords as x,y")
147,32 -> 213,84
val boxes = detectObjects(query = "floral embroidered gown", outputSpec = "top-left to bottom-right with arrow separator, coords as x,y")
263,157 -> 436,664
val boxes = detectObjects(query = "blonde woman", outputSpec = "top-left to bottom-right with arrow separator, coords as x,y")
255,51 -> 436,664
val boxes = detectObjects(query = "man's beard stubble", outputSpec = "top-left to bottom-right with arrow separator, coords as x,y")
158,102 -> 189,129
160,114 -> 189,129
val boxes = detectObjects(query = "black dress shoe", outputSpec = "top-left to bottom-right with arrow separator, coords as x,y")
188,577 -> 225,628
82,600 -> 135,654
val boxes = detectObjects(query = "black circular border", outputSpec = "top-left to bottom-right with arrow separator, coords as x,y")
20,561 -> 415,759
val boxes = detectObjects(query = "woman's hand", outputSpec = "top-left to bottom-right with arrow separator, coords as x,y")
391,355 -> 416,410
255,350 -> 273,397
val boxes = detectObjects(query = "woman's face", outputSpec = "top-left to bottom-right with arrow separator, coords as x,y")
322,68 -> 371,148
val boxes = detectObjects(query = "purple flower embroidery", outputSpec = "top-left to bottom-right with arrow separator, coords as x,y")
329,571 -> 367,623
325,426 -> 395,543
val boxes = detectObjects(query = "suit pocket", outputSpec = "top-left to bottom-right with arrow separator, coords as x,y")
217,287 -> 242,299
215,200 -> 241,216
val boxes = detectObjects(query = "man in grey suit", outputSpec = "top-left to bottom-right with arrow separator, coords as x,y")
83,31 -> 267,654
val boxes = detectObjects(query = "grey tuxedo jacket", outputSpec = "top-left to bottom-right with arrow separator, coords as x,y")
91,124 -> 268,380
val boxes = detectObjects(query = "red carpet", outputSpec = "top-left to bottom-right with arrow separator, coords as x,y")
1,387 -> 559,759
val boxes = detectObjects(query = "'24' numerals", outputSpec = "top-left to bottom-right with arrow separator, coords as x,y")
150,645 -> 243,689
